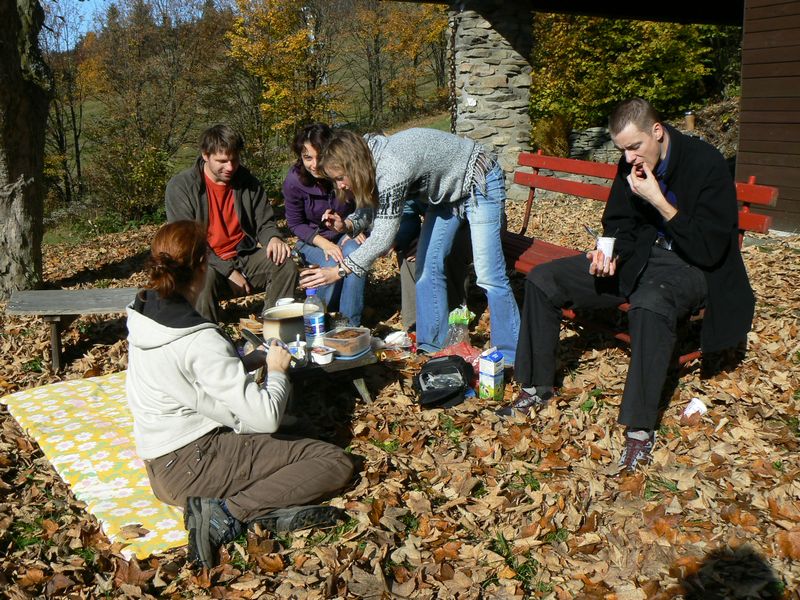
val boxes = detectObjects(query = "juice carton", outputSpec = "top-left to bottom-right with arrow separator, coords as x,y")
478,347 -> 504,401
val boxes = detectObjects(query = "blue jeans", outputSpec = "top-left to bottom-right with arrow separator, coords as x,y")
297,238 -> 365,326
415,164 -> 520,364
395,198 -> 426,256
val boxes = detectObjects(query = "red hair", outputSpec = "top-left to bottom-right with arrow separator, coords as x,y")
146,220 -> 207,299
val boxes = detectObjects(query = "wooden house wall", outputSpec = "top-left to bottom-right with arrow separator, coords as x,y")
738,0 -> 800,231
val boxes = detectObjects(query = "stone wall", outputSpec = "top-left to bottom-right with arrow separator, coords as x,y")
569,127 -> 620,164
450,3 -> 532,201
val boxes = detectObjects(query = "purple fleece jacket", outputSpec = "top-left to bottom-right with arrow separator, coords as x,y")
283,164 -> 355,244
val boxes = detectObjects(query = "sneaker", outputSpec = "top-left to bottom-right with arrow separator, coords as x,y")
618,431 -> 656,472
250,505 -> 346,533
184,497 -> 244,569
495,388 -> 551,417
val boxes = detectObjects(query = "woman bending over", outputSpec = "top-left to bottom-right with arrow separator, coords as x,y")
302,128 -> 520,364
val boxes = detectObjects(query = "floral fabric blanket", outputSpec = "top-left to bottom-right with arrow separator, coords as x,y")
0,371 -> 186,559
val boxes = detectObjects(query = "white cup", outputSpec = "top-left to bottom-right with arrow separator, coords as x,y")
275,297 -> 295,306
596,236 -> 616,268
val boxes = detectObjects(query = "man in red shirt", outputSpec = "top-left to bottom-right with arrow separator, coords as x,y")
165,125 -> 297,322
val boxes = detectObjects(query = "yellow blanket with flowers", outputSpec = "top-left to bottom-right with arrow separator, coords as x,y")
0,372 -> 186,559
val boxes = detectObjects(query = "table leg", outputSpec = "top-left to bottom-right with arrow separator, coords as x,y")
352,377 -> 372,404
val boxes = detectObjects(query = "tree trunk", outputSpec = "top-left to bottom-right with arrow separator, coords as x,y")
0,0 -> 51,298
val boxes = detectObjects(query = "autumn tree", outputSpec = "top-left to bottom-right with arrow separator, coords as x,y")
228,0 -> 338,132
384,3 -> 448,119
84,0 -> 225,220
529,15 -> 733,129
0,0 -> 51,297
339,0 -> 391,126
41,0 -> 88,209
224,0 -> 340,182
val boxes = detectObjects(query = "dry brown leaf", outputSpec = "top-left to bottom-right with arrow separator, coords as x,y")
118,523 -> 150,539
256,554 -> 285,573
18,568 -> 47,588
432,541 -> 461,563
368,498 -> 385,526
720,505 -> 760,532
775,529 -> 800,559
113,556 -> 156,587
45,573 -> 75,596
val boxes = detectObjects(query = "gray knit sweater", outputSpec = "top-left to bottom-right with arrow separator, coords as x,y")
343,128 -> 492,278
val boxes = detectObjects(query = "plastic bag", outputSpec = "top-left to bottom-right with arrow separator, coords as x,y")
442,305 -> 475,348
434,341 -> 482,385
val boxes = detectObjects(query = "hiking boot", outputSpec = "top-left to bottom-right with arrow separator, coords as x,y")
184,497 -> 244,569
495,388 -> 551,417
250,505 -> 346,533
618,430 -> 656,473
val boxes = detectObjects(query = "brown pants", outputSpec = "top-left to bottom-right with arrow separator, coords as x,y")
198,248 -> 298,322
145,428 -> 354,523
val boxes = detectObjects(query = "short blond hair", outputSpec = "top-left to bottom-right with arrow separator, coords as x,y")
319,130 -> 378,209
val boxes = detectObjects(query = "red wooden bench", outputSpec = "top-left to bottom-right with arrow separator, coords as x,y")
502,150 -> 779,365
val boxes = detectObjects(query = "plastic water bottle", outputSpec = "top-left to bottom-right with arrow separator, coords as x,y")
303,288 -> 326,347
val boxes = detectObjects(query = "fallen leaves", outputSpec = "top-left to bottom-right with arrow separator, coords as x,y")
1,201 -> 799,597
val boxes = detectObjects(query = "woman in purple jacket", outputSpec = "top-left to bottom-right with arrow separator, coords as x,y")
283,123 -> 366,326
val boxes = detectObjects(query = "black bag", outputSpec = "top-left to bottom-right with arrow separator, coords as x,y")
412,355 -> 474,408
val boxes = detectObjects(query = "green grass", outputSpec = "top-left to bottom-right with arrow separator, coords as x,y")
489,531 -> 544,593
509,472 -> 541,492
370,438 -> 400,453
644,476 -> 679,501
23,358 -> 44,373
543,528 -> 569,544
438,413 -> 462,445
308,517 -> 359,545
399,512 -> 419,533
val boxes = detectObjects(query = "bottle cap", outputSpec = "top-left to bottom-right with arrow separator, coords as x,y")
306,288 -> 317,295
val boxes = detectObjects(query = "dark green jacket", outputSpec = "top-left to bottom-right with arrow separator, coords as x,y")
165,157 -> 283,277
603,125 -> 754,353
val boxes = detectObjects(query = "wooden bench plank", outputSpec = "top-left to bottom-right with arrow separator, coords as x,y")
7,288 -> 138,316
514,171 -> 613,202
6,288 -> 138,372
518,152 -> 619,179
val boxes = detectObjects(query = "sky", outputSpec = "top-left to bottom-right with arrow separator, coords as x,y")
74,0 -> 108,35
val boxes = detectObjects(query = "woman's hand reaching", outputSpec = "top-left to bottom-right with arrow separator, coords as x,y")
319,238 -> 345,263
322,209 -> 348,233
266,340 -> 291,374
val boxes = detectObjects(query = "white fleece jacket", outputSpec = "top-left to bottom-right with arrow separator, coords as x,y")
125,294 -> 290,460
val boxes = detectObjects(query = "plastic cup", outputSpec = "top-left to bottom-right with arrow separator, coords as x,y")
596,236 -> 616,268
275,297 -> 295,306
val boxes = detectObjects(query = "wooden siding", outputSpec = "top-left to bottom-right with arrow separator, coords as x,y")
738,0 -> 800,231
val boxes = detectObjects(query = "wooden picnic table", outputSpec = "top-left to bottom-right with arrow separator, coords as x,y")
288,350 -> 378,404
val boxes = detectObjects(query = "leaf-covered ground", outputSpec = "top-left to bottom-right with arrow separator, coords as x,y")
1,197 -> 799,599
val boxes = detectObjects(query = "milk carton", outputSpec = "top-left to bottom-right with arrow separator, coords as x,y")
478,347 -> 504,401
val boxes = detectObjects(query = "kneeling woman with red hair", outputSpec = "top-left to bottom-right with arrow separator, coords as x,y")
126,220 -> 354,569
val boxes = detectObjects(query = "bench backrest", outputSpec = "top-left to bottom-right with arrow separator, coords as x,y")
514,150 -> 779,239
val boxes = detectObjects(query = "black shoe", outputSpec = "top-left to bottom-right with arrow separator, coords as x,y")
618,431 -> 656,473
184,497 -> 244,569
250,505 -> 346,533
496,388 -> 551,417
